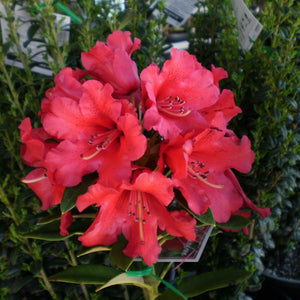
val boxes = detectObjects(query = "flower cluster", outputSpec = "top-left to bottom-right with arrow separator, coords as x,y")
20,30 -> 270,266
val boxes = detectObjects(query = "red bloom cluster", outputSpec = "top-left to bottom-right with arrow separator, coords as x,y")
20,30 -> 270,266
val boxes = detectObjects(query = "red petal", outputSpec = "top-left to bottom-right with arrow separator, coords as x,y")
225,170 -> 271,218
22,168 -> 64,210
46,140 -> 101,187
107,30 -> 141,55
60,211 -> 73,236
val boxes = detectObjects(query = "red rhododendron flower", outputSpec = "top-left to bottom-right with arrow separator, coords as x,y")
159,120 -> 269,223
141,48 -> 225,139
199,89 -> 242,126
19,118 -> 65,210
81,30 -> 141,98
42,80 -> 146,187
76,170 -> 196,266
40,67 -> 87,121
18,30 -> 270,266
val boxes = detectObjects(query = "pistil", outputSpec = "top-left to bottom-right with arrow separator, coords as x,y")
128,191 -> 151,245
22,173 -> 48,184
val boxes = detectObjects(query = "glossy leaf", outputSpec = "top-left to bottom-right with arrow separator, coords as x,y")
197,208 -> 216,225
77,246 -> 111,257
109,235 -> 134,271
22,220 -> 91,241
217,215 -> 251,230
177,193 -> 215,225
49,264 -> 121,284
60,172 -> 98,214
96,273 -> 151,292
158,268 -> 252,298
37,212 -> 61,225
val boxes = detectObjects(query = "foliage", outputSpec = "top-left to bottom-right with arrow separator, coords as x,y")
189,0 -> 299,297
0,0 -> 298,299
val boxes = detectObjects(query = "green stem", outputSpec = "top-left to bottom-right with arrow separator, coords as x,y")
0,61 -> 25,119
0,180 -> 57,298
65,240 -> 90,300
40,267 -> 58,299
3,130 -> 25,173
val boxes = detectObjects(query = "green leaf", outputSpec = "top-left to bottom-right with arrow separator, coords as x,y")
77,246 -> 111,257
61,172 -> 98,214
158,268 -> 252,298
49,265 -> 121,284
37,212 -> 61,225
109,235 -> 134,271
22,221 -> 71,241
197,208 -> 216,225
217,215 -> 251,230
10,275 -> 33,294
180,268 -> 252,296
176,192 -> 215,225
22,219 -> 91,241
96,273 -> 151,292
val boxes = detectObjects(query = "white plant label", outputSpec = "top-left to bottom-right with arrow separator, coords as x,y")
152,0 -> 198,28
0,4 -> 70,76
231,0 -> 263,51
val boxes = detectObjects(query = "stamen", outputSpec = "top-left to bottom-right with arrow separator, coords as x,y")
188,166 -> 224,189
81,129 -> 120,160
22,174 -> 47,184
157,95 -> 191,117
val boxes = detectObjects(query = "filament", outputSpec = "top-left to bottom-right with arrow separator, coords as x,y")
22,174 -> 47,184
188,166 -> 224,189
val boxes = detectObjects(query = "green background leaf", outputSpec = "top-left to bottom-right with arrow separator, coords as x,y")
109,235 -> 134,271
60,173 -> 98,214
217,215 -> 251,230
157,268 -> 252,299
49,264 -> 121,284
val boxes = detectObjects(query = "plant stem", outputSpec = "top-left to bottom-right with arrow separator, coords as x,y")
65,240 -> 90,300
0,61 -> 25,119
40,267 -> 58,299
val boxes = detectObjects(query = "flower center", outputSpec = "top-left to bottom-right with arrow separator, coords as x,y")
128,191 -> 151,245
157,95 -> 191,117
81,129 -> 120,160
188,160 -> 224,189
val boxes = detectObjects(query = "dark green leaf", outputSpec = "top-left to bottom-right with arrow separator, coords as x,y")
27,23 -> 40,41
22,219 -> 91,241
10,275 -> 33,294
197,208 -> 215,225
49,264 -> 121,284
177,193 -> 215,225
217,215 -> 251,230
61,172 -> 98,214
109,235 -> 134,271
37,212 -> 61,225
180,268 -> 252,297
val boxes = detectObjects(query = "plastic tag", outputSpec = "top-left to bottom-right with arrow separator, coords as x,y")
157,225 -> 213,262
134,225 -> 213,263
152,0 -> 198,28
0,4 -> 70,76
231,0 -> 263,51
